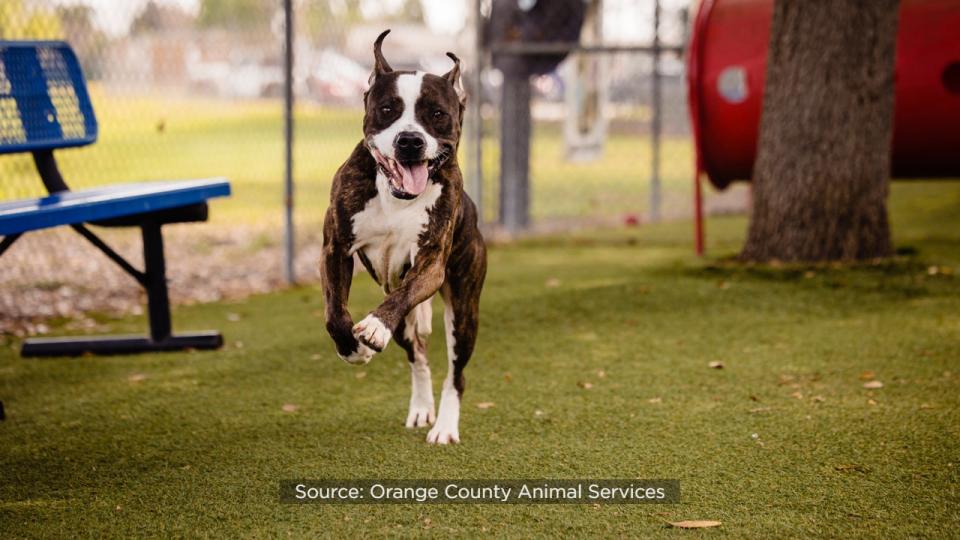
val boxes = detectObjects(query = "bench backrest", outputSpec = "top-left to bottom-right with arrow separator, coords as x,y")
0,41 -> 97,156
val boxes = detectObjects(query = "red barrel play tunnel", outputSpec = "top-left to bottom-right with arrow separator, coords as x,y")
688,0 -> 960,190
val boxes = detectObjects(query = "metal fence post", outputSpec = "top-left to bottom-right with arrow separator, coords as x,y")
283,0 -> 295,284
650,0 -> 662,223
499,74 -> 531,232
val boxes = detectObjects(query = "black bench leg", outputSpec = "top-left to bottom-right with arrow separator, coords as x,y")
20,223 -> 223,357
143,223 -> 172,342
0,234 -> 21,257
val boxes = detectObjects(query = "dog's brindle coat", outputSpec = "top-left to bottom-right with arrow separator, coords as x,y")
321,31 -> 486,444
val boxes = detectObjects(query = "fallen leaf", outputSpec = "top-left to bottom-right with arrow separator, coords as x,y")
476,402 -> 495,409
867,399 -> 878,406
282,404 -> 299,413
226,312 -> 242,322
749,407 -> 772,413
596,369 -> 607,378
920,403 -> 935,410
790,391 -> 804,400
708,361 -> 724,369
534,409 -> 545,417
863,381 -> 884,389
127,373 -> 147,383
669,520 -> 721,529
647,397 -> 662,404
811,395 -> 826,403
859,370 -> 876,380
577,381 -> 593,390
545,278 -> 561,288
310,353 -> 323,361
355,372 -> 367,379
503,372 -> 513,382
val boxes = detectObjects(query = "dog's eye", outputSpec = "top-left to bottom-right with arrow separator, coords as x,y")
433,110 -> 445,119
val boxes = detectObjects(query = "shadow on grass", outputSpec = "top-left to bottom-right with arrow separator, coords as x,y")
651,245 -> 960,298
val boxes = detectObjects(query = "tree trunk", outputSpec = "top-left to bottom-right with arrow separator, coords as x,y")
741,0 -> 900,262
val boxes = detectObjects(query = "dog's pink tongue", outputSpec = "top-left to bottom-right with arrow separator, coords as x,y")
400,162 -> 429,195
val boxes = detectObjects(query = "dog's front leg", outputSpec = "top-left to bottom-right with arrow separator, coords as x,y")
353,247 -> 447,353
321,217 -> 373,365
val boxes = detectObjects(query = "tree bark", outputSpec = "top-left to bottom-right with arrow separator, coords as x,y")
741,0 -> 900,262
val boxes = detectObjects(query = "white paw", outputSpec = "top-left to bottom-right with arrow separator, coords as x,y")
407,386 -> 437,428
338,342 -> 375,365
406,401 -> 436,428
426,418 -> 460,445
353,315 -> 392,352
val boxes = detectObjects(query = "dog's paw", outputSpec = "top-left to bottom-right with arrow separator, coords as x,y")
406,400 -> 435,429
353,315 -> 392,352
426,418 -> 460,445
338,342 -> 375,365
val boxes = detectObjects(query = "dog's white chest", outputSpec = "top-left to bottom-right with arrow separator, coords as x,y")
350,175 -> 442,291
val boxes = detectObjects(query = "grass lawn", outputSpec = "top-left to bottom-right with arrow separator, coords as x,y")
1,181 -> 958,536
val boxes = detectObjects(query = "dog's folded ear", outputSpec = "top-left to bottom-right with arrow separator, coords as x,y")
369,29 -> 393,85
443,52 -> 466,104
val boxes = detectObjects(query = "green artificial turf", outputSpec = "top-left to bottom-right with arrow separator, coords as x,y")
1,181 -> 959,537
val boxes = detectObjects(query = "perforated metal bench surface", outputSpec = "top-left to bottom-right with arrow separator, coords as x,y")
0,41 -> 98,154
0,179 -> 231,235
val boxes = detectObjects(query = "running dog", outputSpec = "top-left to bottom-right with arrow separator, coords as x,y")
321,30 -> 487,444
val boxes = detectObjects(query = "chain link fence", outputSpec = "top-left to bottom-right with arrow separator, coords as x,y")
0,0 -> 746,335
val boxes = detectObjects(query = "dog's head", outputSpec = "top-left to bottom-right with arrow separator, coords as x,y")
363,30 -> 466,201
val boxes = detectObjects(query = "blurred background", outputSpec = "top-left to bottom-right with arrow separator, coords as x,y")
0,0 -> 746,334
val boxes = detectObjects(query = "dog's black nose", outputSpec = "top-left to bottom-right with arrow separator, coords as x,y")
396,131 -> 425,151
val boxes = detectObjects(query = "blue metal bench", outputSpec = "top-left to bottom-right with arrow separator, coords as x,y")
0,41 -> 231,358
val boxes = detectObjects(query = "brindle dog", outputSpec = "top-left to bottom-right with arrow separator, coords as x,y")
321,30 -> 486,444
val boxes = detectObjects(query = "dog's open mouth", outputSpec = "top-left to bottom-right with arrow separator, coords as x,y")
369,145 -> 450,200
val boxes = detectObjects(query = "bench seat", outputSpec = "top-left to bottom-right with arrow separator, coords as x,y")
0,179 -> 231,235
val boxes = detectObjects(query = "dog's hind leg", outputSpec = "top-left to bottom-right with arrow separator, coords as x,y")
395,298 -> 435,428
429,264 -> 485,444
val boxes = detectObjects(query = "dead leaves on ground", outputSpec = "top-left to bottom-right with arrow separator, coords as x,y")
668,520 -> 722,529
